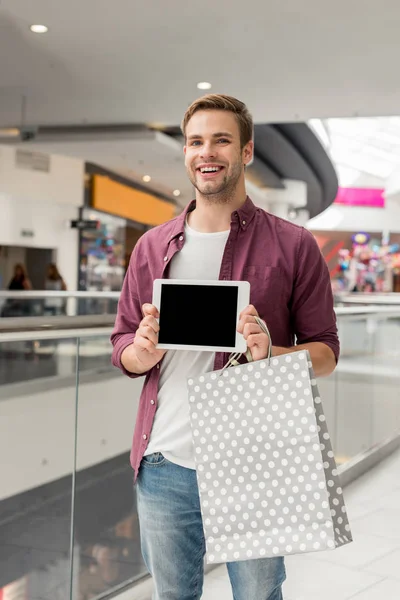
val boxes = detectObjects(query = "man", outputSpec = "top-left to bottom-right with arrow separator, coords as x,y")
111,94 -> 339,600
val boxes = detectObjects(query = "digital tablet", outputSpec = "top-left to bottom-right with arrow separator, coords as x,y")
152,279 -> 250,353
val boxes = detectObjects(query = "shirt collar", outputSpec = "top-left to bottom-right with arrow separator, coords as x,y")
169,196 -> 257,241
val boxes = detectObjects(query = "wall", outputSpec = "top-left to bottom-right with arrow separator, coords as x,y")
0,145 -> 85,289
307,196 -> 400,233
0,194 -> 79,290
0,145 -> 83,208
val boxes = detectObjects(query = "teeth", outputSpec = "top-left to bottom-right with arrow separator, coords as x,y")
200,167 -> 220,173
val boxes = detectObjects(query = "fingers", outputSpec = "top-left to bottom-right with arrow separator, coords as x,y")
246,332 -> 270,362
242,322 -> 261,340
237,313 -> 258,334
239,304 -> 258,321
135,305 -> 161,354
142,303 -> 159,318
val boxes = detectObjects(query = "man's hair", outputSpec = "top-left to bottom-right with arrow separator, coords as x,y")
181,94 -> 253,149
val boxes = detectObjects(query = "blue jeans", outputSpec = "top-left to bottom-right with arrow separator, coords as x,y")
136,453 -> 286,600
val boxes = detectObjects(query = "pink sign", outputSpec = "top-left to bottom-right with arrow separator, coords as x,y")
334,187 -> 385,208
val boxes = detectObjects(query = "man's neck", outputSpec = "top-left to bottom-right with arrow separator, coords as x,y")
188,191 -> 247,233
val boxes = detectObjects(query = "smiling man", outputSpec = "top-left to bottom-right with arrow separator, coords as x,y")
111,94 -> 339,599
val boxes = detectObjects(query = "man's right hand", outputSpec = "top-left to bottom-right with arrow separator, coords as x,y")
121,304 -> 166,375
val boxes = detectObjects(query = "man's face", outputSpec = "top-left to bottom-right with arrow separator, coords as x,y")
184,110 -> 253,199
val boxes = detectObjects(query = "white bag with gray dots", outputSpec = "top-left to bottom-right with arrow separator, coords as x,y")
187,350 -> 352,564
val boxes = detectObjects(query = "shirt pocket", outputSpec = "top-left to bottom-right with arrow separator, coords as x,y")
243,266 -> 284,314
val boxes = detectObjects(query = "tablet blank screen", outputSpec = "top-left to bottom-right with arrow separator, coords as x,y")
158,284 -> 238,348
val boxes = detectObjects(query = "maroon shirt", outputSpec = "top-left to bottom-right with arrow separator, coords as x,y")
111,197 -> 339,481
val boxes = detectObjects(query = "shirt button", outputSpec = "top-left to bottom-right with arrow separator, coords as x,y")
242,220 -> 246,225
179,236 -> 184,241
143,434 -> 147,440
150,399 -> 155,405
157,364 -> 160,369
164,256 -> 168,262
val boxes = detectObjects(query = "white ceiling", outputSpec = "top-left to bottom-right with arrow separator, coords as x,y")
2,0 -> 400,211
1,0 -> 400,128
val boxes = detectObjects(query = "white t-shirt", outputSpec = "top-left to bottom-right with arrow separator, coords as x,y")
144,220 -> 230,469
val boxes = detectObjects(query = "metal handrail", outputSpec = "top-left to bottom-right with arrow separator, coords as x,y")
0,327 -> 114,343
0,290 -> 120,299
0,306 -> 399,342
0,314 -> 116,333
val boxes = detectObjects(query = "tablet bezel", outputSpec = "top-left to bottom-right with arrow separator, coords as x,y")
152,279 -> 250,353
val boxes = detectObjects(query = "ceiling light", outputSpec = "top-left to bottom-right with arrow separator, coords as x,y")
30,24 -> 49,34
173,189 -> 181,197
142,175 -> 151,183
197,82 -> 212,90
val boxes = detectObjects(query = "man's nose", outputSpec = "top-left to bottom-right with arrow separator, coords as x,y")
200,142 -> 217,160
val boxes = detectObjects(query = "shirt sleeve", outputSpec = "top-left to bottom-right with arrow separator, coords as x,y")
110,245 -> 145,378
290,228 -> 340,362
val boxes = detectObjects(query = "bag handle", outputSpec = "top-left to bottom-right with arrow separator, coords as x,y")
220,316 -> 272,374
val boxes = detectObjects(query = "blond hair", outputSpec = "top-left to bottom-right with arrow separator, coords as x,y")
181,94 -> 253,149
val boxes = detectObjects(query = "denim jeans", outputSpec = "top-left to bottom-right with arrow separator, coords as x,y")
136,453 -> 286,600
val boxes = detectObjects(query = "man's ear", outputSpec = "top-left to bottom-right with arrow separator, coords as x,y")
183,145 -> 187,156
243,140 -> 254,166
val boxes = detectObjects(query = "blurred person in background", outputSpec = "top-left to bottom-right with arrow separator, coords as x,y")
8,263 -> 32,291
1,263 -> 33,317
44,263 -> 67,316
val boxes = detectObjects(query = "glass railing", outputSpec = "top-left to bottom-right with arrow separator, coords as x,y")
0,291 -> 120,318
0,307 -> 399,599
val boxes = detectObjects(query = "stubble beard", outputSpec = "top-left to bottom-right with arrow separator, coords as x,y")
188,160 -> 243,205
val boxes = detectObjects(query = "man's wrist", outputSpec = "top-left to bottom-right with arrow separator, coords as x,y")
121,343 -> 147,375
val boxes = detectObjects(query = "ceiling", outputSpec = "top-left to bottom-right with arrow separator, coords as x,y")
2,0 -> 399,217
1,0 -> 400,127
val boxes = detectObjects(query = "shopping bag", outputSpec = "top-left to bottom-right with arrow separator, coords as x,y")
187,325 -> 352,564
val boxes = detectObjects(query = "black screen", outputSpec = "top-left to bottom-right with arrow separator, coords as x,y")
158,284 -> 238,347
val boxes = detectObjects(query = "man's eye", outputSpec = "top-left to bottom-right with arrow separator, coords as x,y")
190,140 -> 201,146
218,138 -> 230,144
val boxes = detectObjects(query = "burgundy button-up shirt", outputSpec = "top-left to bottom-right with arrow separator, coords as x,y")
111,197 -> 339,482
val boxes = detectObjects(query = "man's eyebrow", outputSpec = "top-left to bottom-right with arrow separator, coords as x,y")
187,132 -> 234,140
212,132 -> 234,138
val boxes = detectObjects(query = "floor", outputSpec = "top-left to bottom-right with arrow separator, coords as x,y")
199,447 -> 400,600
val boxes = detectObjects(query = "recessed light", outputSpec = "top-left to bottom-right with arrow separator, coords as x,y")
30,24 -> 49,34
173,189 -> 181,197
197,82 -> 212,90
142,175 -> 151,183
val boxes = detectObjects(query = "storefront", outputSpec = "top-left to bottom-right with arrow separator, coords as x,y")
78,165 -> 176,294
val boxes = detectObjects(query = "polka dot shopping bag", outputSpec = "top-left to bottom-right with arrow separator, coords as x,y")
187,339 -> 352,564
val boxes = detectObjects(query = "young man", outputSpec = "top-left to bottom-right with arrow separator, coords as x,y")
111,94 -> 339,600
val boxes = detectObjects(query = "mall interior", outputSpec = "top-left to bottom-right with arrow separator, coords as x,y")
1,2 -> 400,599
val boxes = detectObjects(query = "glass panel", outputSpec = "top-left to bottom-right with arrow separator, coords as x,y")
0,335 -> 79,600
325,314 -> 400,466
71,334 -> 147,599
0,335 -> 114,387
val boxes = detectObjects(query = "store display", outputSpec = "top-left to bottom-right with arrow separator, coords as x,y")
333,233 -> 400,293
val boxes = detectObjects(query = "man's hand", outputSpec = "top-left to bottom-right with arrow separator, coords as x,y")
121,304 -> 166,374
237,304 -> 270,361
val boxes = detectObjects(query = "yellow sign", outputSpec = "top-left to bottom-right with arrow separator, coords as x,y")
92,175 -> 176,226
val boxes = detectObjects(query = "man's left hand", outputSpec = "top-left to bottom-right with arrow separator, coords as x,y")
237,304 -> 270,361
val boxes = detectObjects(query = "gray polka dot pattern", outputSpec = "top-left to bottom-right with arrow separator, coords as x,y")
187,350 -> 352,564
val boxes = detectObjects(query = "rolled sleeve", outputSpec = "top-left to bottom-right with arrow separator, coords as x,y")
110,247 -> 144,378
291,228 -> 340,362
